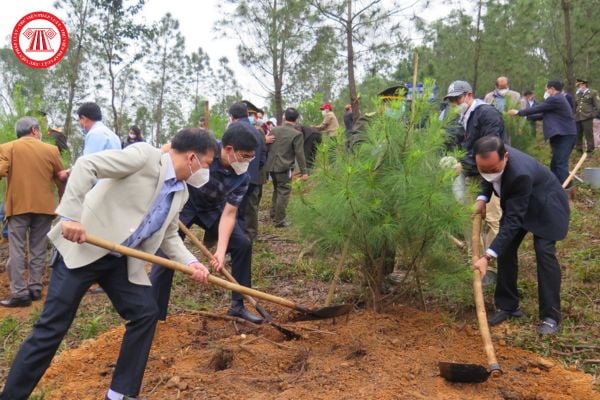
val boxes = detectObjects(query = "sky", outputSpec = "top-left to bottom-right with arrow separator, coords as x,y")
1,0 -> 453,109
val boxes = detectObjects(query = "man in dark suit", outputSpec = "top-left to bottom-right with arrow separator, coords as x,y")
472,136 -> 570,336
508,80 -> 576,185
521,90 -> 540,135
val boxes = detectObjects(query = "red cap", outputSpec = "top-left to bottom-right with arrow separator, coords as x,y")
320,103 -> 332,111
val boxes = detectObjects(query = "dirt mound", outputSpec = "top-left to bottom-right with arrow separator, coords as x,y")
38,305 -> 598,399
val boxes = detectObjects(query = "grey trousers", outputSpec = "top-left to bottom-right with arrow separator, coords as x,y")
6,213 -> 53,298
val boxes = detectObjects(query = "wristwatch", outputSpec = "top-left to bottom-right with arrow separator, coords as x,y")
483,253 -> 493,262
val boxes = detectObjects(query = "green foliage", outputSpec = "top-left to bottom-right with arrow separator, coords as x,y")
297,93 -> 326,126
290,81 -> 470,308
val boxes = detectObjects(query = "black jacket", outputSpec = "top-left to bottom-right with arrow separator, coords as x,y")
462,103 -> 506,176
479,146 -> 569,257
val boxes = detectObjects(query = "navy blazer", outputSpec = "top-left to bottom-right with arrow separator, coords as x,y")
479,146 -> 569,257
517,95 -> 576,140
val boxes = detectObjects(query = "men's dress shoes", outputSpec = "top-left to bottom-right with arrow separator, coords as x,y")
228,306 -> 264,324
29,289 -> 42,301
0,295 -> 32,308
537,318 -> 560,336
487,309 -> 524,326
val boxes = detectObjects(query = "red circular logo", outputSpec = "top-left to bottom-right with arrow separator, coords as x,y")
11,11 -> 69,69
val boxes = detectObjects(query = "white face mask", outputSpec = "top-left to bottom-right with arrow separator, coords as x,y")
480,170 -> 503,182
321,110 -> 327,116
187,166 -> 210,188
498,88 -> 509,95
458,102 -> 469,115
128,133 -> 137,139
227,152 -> 250,175
543,91 -> 550,100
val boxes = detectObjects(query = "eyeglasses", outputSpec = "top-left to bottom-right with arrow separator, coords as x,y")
236,152 -> 255,162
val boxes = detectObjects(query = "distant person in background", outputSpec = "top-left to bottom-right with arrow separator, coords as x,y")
313,103 -> 339,138
122,125 -> 145,148
300,125 -> 322,171
521,91 -> 540,135
198,117 -> 207,129
77,102 -> 121,155
265,107 -> 309,228
0,117 -> 67,308
344,104 -> 353,133
574,78 -> 600,154
508,80 -> 577,185
47,127 -> 69,153
484,76 -> 521,112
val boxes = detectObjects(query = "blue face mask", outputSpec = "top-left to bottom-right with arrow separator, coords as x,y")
248,116 -> 255,124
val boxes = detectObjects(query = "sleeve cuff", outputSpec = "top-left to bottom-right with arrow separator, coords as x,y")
186,258 -> 199,266
476,195 -> 489,202
486,248 -> 498,258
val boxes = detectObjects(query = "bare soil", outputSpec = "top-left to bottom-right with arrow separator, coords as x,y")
37,306 -> 598,399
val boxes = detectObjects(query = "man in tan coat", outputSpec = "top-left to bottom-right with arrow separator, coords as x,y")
313,102 -> 339,137
0,117 -> 67,307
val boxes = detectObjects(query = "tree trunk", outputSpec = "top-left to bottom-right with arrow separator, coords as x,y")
472,0 -> 483,93
64,0 -> 90,139
109,62 -> 119,134
347,0 -> 360,124
561,0 -> 575,94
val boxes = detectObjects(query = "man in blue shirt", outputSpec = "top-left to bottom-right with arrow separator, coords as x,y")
77,102 -> 122,155
150,122 -> 262,323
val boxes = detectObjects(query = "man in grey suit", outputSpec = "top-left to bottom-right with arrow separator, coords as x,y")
473,136 -> 569,336
0,129 -> 214,400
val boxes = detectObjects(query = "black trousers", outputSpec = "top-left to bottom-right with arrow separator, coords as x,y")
495,228 -> 562,322
150,211 -> 253,321
0,254 -> 158,399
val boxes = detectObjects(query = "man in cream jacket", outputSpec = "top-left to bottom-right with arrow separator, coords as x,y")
1,129 -> 214,400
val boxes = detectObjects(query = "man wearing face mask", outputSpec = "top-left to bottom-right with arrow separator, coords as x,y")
233,102 -> 267,241
444,80 -> 506,286
77,102 -> 122,155
472,136 -> 569,336
313,103 -> 339,137
0,129 -> 213,400
150,123 -> 263,323
508,80 -> 577,185
0,117 -> 68,307
484,76 -> 522,112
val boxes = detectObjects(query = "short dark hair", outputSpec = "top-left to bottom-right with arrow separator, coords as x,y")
171,128 -> 217,155
77,102 -> 102,121
284,107 -> 299,122
129,125 -> 141,137
228,102 -> 249,120
222,122 -> 258,152
547,80 -> 563,91
473,136 -> 506,160
523,90 -> 533,97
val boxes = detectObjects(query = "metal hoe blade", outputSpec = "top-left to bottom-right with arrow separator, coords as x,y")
439,361 -> 490,383
294,304 -> 353,320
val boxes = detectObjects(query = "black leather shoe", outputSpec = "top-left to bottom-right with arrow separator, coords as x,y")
0,295 -> 32,308
29,289 -> 42,301
228,306 -> 263,324
488,309 -> 524,326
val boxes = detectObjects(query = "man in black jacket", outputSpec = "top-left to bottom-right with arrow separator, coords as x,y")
508,80 -> 576,185
444,80 -> 507,286
473,136 -> 569,335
